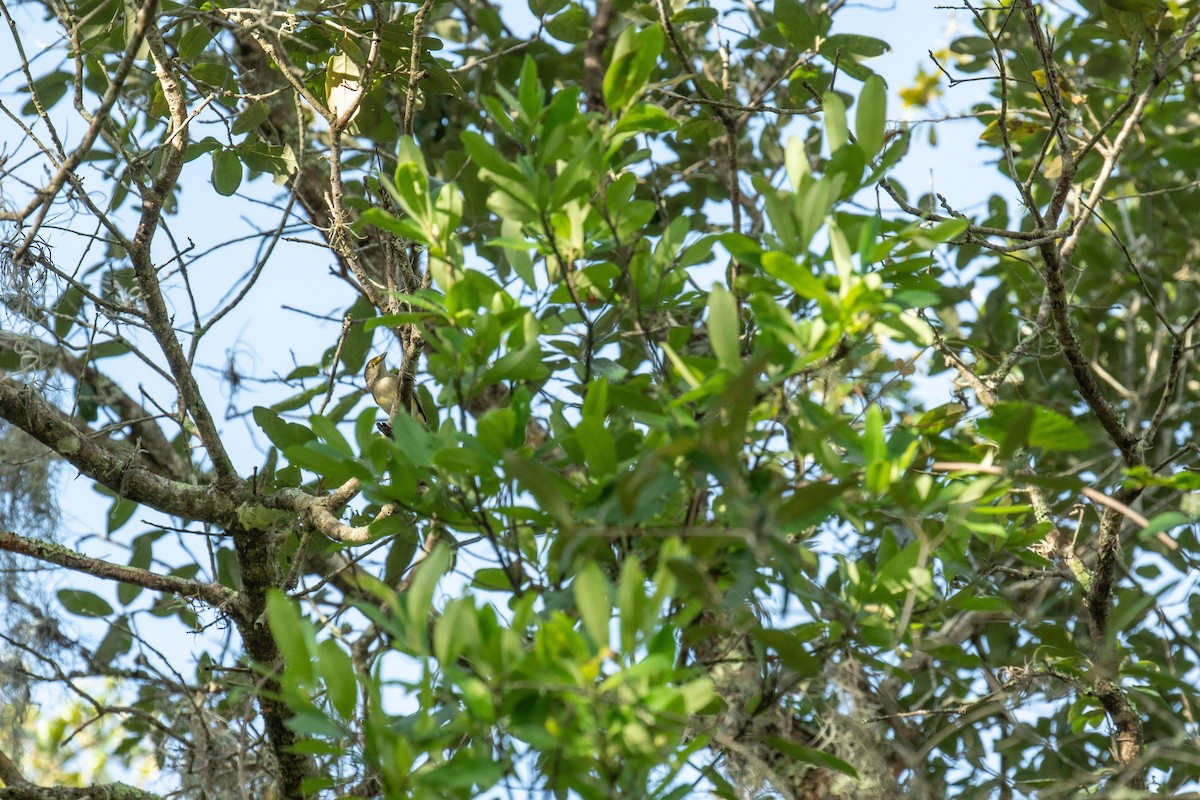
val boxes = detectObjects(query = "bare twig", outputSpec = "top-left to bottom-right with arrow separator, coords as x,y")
318,313 -> 355,415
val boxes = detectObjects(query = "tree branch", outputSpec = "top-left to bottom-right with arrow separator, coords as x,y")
0,371 -> 243,525
0,747 -> 26,788
582,0 -> 615,113
264,482 -> 395,545
0,785 -> 162,800
1037,241 -> 1140,462
0,332 -> 189,480
127,23 -> 238,483
1,0 -> 158,265
0,530 -> 235,607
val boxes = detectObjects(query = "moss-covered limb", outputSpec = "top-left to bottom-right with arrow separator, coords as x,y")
260,483 -> 393,545
1027,485 -> 1092,592
0,371 -> 244,526
0,782 -> 162,799
0,332 -> 189,481
0,530 -> 236,608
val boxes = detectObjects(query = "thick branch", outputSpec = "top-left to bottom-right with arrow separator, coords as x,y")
0,371 -> 243,525
0,332 -> 189,480
1085,489 -> 1144,634
1093,671 -> 1147,788
0,530 -> 235,607
0,785 -> 162,800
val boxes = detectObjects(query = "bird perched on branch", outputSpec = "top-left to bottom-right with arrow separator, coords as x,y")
364,353 -> 427,433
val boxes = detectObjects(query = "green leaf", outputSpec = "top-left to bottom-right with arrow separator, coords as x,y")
337,296 -> 375,374
1102,0 -> 1157,11
461,131 -> 526,183
1139,512 -> 1190,544
58,589 -> 113,618
546,5 -> 589,43
517,55 -> 543,119
53,286 -> 85,339
617,559 -> 646,653
389,162 -> 431,226
359,207 -> 427,242
821,33 -> 891,58
978,116 -> 1046,145
604,25 -> 664,112
106,496 -> 137,534
583,375 -> 609,419
94,619 -> 133,663
310,414 -> 353,457
459,676 -> 496,724
286,710 -> 346,739
977,402 -> 1089,452
317,639 -> 357,719
829,221 -> 854,285
707,283 -> 740,370
499,218 -> 535,286
419,756 -> 506,789
122,0 -> 149,59
404,543 -> 452,653
266,590 -> 315,685
383,530 -> 420,585
118,533 -> 155,606
231,101 -> 270,136
761,251 -> 836,316
284,441 -> 365,482
784,136 -> 810,191
924,218 -> 970,245
612,103 -> 679,136
576,416 -> 617,478
752,627 -> 819,675
573,561 -> 612,651
433,183 -> 464,246
178,24 -> 216,62
21,72 -> 70,117
915,403 -> 965,434
767,737 -> 860,778
822,92 -> 848,152
253,406 -> 316,449
776,482 -> 844,533
855,74 -> 887,157
211,149 -> 242,196
775,0 -> 819,49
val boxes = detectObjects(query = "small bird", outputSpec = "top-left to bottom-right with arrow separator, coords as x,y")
364,354 -> 427,430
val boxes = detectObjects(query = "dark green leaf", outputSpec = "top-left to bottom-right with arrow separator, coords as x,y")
211,149 -> 242,196
603,25 -> 664,112
253,406 -> 316,449
58,589 -> 114,618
